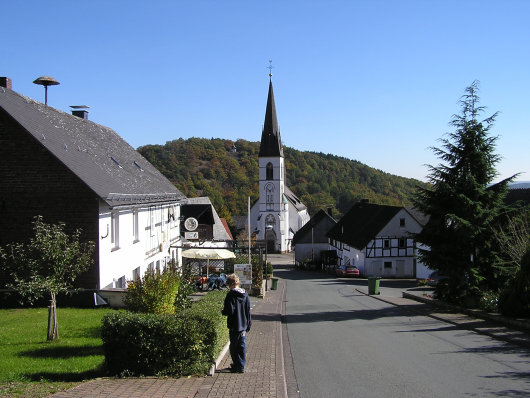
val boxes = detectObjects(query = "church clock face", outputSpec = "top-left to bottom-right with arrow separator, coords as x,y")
184,217 -> 198,231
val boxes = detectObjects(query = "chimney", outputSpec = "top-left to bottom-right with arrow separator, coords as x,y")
0,77 -> 12,89
70,105 -> 90,120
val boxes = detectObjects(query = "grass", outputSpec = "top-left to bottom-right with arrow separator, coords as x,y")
0,307 -> 116,397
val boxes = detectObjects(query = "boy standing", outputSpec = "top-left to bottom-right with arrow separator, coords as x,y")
222,274 -> 251,373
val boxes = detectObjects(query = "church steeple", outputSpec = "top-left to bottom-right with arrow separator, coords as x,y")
259,77 -> 284,157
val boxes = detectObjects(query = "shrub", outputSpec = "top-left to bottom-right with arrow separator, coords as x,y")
101,290 -> 228,377
124,266 -> 180,314
174,266 -> 194,310
500,246 -> 530,318
478,290 -> 499,313
266,262 -> 273,276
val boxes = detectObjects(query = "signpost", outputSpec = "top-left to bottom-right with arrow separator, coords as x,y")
234,263 -> 252,286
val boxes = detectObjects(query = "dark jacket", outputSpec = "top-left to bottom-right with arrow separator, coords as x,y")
222,287 -> 251,332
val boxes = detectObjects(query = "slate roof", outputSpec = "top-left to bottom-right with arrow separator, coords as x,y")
0,87 -> 185,207
259,79 -> 283,157
292,209 -> 336,245
284,186 -> 307,211
184,197 -> 232,241
327,202 -> 402,250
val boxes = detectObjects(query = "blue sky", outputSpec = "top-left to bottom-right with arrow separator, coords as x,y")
2,0 -> 528,182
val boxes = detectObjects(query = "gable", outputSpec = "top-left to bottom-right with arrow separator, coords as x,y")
292,210 -> 336,245
327,202 -> 402,249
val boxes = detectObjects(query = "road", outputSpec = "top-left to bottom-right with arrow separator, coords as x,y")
279,268 -> 530,398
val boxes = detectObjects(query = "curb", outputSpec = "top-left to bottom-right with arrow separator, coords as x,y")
401,291 -> 530,332
209,341 -> 230,376
356,287 -> 530,348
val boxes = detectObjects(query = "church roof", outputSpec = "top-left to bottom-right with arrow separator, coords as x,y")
259,79 -> 283,157
284,186 -> 307,211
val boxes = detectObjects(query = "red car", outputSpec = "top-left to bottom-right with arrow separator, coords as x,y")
336,265 -> 360,277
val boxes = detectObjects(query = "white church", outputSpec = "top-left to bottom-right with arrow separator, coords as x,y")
250,77 -> 310,253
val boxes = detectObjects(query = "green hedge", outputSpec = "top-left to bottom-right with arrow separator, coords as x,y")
101,290 -> 228,377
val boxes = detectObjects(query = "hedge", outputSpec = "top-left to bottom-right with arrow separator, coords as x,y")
101,290 -> 228,377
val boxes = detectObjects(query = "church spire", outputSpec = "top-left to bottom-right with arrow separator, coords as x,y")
259,76 -> 284,157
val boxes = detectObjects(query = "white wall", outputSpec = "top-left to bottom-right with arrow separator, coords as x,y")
294,242 -> 330,264
98,201 -> 182,289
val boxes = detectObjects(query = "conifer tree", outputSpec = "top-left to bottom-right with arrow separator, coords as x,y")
414,81 -> 516,303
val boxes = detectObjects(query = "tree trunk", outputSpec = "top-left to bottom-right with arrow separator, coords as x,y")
47,292 -> 58,341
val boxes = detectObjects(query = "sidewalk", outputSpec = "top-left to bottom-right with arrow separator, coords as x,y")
52,279 -> 289,398
355,285 -> 530,349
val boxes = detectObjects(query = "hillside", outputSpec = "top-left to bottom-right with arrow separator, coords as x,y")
138,138 -> 427,222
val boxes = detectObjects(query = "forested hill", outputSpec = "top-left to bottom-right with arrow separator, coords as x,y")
138,138 -> 427,221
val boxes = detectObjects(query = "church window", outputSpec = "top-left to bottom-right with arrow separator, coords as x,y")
266,162 -> 273,180
265,183 -> 274,210
265,214 -> 276,229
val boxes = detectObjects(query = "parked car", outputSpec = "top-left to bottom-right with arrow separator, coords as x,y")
336,265 -> 360,277
427,271 -> 448,286
335,265 -> 346,276
344,266 -> 360,277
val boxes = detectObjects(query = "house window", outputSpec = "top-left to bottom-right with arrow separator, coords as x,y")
115,276 -> 126,288
266,162 -> 273,180
399,237 -> 406,248
168,205 -> 177,229
383,239 -> 390,249
149,205 -> 155,236
132,266 -> 141,281
384,261 -> 392,269
400,218 -> 406,228
111,211 -> 119,250
133,209 -> 139,243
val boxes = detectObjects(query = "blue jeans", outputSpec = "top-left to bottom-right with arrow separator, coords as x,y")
229,330 -> 246,370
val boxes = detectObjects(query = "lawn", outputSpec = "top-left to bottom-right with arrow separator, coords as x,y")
0,307 -> 116,397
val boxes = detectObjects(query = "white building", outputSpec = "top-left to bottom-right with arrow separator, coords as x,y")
327,200 -> 429,278
0,77 -> 187,297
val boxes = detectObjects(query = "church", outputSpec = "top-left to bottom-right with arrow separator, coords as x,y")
249,77 -> 310,253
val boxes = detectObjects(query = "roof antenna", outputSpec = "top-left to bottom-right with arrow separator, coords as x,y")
33,76 -> 60,105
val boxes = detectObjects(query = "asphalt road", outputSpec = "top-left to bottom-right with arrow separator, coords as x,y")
280,268 -> 530,398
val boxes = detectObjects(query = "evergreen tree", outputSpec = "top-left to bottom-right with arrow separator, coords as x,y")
414,81 -> 516,303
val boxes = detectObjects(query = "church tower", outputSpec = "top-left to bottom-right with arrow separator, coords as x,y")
257,77 -> 289,252
250,73 -> 310,253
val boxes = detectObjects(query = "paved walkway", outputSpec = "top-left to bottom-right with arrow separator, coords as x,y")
52,277 -> 291,398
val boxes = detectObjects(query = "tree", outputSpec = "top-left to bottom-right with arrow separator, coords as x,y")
0,216 -> 95,340
414,81 -> 517,303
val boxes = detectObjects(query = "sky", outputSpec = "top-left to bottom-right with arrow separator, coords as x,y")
2,0 -> 529,183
